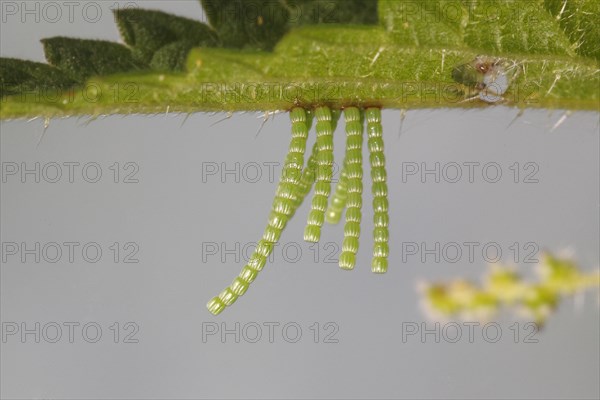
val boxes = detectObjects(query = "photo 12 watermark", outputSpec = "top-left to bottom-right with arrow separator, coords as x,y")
2,161 -> 140,184
201,160 -> 344,184
1,1 -> 139,24
194,81 -> 540,106
401,321 -> 540,344
2,241 -> 140,264
394,1 -> 544,26
202,0 -> 353,26
202,241 -> 339,265
201,321 -> 340,344
2,321 -> 140,344
401,161 -> 540,184
401,241 -> 539,264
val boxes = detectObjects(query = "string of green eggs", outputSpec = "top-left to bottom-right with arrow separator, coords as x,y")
207,106 -> 387,315
207,56 -> 512,315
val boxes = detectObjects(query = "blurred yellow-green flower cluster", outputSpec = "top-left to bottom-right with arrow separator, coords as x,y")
421,253 -> 600,326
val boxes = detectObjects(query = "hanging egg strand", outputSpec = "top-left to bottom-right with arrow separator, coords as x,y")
207,106 -> 389,315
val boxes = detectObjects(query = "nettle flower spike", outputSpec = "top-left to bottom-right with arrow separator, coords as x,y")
207,106 -> 390,315
421,253 -> 600,326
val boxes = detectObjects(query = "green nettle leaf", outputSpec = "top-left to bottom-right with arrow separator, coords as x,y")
461,1 -> 574,56
201,0 -> 290,50
149,41 -> 199,72
379,0 -> 465,47
285,0 -> 378,25
200,0 -> 378,50
114,8 -> 219,65
0,58 -> 76,97
41,37 -> 147,82
1,0 -> 599,119
544,0 -> 600,61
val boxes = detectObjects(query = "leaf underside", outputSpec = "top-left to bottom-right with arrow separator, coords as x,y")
1,0 -> 598,120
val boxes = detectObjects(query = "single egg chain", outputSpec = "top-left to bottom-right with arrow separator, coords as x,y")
207,107 -> 311,315
293,141 -> 320,209
324,108 -> 355,226
207,106 -> 389,315
367,108 -> 389,274
304,106 -> 336,243
325,162 -> 348,225
338,107 -> 364,270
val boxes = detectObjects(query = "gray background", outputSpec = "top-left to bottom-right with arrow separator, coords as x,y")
1,1 -> 599,399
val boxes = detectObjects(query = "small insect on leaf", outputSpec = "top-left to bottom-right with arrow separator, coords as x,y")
452,57 -> 487,89
452,56 -> 516,104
